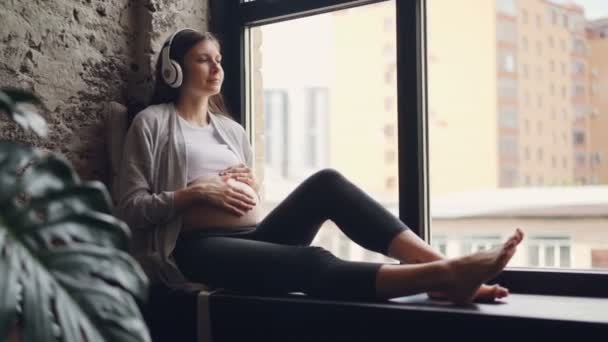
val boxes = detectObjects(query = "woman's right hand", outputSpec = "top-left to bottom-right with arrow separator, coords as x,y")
186,175 -> 257,216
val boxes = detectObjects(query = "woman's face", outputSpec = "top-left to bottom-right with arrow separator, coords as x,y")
181,39 -> 223,97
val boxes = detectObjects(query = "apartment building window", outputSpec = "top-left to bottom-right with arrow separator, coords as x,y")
537,121 -> 543,135
572,38 -> 586,55
305,87 -> 329,168
548,36 -> 554,48
462,236 -> 502,254
264,90 -> 289,175
522,36 -> 528,52
561,38 -> 566,51
522,63 -> 528,78
536,13 -> 542,28
572,84 -> 586,98
591,152 -> 602,166
551,9 -> 557,25
576,152 -> 586,167
500,136 -> 518,155
528,237 -> 572,268
549,60 -> 555,72
572,60 -> 585,75
537,94 -> 543,109
496,0 -> 516,16
498,50 -> 516,73
549,83 -> 555,96
536,40 -> 542,56
561,62 -> 566,75
538,148 -> 544,162
499,107 -> 518,128
524,146 -> 530,161
498,79 -> 517,99
522,9 -> 528,24
497,21 -> 517,43
573,131 -> 586,145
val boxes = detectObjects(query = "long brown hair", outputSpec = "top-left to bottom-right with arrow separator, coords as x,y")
149,30 -> 231,117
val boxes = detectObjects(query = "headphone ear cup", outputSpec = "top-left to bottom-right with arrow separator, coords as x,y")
169,60 -> 183,88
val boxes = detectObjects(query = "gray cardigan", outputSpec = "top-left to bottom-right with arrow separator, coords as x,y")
116,102 -> 253,290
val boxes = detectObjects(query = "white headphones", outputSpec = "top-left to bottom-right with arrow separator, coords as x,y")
161,28 -> 197,88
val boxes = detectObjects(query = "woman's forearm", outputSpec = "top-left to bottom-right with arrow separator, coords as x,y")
173,186 -> 204,212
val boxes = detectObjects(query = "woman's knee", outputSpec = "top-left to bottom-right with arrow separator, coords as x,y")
308,168 -> 345,188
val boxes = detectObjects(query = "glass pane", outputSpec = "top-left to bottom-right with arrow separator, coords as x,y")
560,245 -> 571,267
428,0 -> 608,270
248,1 -> 399,263
528,245 -> 540,266
545,245 -> 555,267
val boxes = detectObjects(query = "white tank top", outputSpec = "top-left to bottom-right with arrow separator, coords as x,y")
178,115 -> 241,184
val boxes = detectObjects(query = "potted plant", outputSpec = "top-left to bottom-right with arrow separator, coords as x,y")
0,88 -> 151,342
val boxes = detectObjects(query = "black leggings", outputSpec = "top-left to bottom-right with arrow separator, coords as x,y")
174,169 -> 409,300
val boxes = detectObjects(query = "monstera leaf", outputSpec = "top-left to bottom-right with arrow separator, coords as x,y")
0,88 -> 48,137
0,129 -> 150,340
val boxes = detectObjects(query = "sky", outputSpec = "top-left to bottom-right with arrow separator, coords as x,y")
551,0 -> 608,20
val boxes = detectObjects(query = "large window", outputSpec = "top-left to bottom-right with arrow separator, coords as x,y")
223,0 -> 608,297
247,2 -> 399,264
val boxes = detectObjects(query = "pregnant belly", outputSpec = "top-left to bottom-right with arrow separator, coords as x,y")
181,178 -> 260,231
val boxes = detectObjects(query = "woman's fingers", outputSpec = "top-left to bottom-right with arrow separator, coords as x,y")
223,201 -> 245,216
225,196 -> 253,212
229,189 -> 256,206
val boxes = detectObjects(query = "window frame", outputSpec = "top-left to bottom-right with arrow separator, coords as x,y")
210,0 -> 608,298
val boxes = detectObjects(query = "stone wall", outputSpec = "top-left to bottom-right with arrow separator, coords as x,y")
0,0 -> 208,186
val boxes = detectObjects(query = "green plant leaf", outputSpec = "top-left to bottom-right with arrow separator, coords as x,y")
1,88 -> 44,107
0,88 -> 48,138
0,90 -> 15,115
14,107 -> 48,138
0,141 -> 150,342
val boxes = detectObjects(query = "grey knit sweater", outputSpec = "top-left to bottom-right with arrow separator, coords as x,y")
116,102 -> 253,290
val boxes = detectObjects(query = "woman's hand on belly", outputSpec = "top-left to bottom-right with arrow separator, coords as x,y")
181,176 -> 260,229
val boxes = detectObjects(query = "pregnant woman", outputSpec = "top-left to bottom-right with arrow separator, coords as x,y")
116,28 -> 524,304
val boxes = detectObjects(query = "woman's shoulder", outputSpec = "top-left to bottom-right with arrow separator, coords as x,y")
132,103 -> 173,128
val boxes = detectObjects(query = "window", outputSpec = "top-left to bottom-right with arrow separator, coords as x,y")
497,21 -> 517,43
498,79 -> 517,99
573,131 -> 585,145
305,87 -> 329,168
246,1 -> 399,263
571,38 -> 586,55
528,237 -> 572,268
230,0 -> 608,300
572,60 -> 585,75
462,236 -> 502,255
498,50 -> 516,73
496,0 -> 516,16
499,107 -> 518,128
264,90 -> 289,176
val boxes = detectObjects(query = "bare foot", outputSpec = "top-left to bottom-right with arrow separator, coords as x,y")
442,228 -> 524,305
428,283 -> 509,302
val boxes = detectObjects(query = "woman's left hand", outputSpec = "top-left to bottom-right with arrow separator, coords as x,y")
219,164 -> 259,192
